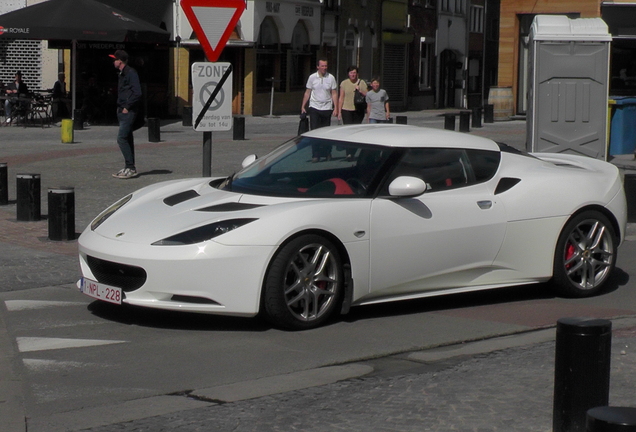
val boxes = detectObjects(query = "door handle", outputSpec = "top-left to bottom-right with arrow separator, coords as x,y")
477,200 -> 492,209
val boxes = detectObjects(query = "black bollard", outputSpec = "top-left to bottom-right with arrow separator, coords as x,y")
147,118 -> 160,142
0,162 -> 7,205
472,107 -> 482,128
444,113 -> 456,130
587,407 -> 636,431
16,173 -> 41,221
48,187 -> 75,241
459,110 -> 471,132
396,115 -> 407,124
624,174 -> 636,223
553,318 -> 612,432
182,106 -> 193,127
73,109 -> 83,130
233,116 -> 245,140
484,104 -> 494,123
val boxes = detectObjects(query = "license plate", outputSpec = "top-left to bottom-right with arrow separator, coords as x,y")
80,277 -> 122,305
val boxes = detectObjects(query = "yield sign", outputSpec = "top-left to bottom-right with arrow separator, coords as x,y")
180,0 -> 245,62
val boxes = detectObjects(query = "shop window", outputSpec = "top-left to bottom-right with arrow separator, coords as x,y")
344,28 -> 359,67
257,17 -> 281,93
470,5 -> 484,33
419,37 -> 434,90
290,21 -> 311,90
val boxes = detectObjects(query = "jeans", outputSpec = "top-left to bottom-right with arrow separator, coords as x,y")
369,118 -> 388,124
117,109 -> 137,170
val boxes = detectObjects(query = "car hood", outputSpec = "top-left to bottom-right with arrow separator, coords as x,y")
88,177 -> 348,245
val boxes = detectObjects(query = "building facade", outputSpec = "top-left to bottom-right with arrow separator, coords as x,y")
1,0 -> 488,117
496,0 -> 636,116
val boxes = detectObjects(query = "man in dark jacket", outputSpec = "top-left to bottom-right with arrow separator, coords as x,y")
109,50 -> 142,179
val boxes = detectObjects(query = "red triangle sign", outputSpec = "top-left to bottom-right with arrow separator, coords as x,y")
180,0 -> 246,62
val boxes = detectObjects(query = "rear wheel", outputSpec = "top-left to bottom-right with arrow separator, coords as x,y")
552,211 -> 617,297
263,235 -> 343,330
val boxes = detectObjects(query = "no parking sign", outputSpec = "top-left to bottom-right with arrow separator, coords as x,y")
191,62 -> 232,131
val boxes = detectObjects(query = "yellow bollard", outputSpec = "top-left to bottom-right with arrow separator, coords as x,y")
61,119 -> 74,143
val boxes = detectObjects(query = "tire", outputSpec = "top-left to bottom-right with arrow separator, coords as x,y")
263,234 -> 343,330
552,211 -> 617,297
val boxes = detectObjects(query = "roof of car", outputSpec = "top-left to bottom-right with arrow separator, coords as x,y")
302,124 -> 500,151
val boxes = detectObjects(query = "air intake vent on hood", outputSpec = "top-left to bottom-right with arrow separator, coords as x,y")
197,203 -> 264,212
164,190 -> 200,206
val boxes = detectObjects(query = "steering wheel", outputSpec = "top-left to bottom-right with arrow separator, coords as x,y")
346,178 -> 367,195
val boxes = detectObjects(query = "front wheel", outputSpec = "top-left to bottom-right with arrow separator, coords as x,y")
263,235 -> 343,330
552,211 -> 617,297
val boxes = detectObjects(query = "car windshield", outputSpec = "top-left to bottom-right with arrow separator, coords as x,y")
219,136 -> 395,198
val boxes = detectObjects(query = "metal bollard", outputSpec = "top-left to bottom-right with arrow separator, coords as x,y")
396,115 -> 407,124
16,173 -> 41,221
233,116 -> 245,140
484,104 -> 494,123
73,109 -> 83,130
0,162 -> 7,205
472,107 -> 482,128
182,106 -> 193,127
553,318 -> 612,432
48,187 -> 75,241
147,118 -> 160,142
444,113 -> 456,130
587,407 -> 636,431
459,110 -> 471,132
624,174 -> 636,223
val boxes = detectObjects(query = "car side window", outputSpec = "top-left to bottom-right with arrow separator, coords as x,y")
382,148 -> 471,193
465,149 -> 501,183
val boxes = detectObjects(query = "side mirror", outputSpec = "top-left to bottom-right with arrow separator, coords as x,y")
241,154 -> 258,169
388,176 -> 427,197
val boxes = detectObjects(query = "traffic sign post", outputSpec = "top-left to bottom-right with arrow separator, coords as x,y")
181,0 -> 245,176
180,0 -> 245,62
192,62 -> 233,176
192,62 -> 233,131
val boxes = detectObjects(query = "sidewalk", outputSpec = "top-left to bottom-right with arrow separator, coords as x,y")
1,111 -> 636,431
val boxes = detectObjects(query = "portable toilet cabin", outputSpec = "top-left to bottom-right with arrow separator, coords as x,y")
526,15 -> 612,160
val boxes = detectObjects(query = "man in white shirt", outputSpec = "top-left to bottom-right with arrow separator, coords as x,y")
301,59 -> 338,161
301,59 -> 338,130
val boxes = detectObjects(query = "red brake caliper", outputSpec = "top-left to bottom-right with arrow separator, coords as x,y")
565,243 -> 576,269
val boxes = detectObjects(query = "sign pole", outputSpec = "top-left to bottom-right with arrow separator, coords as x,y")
203,131 -> 212,177
181,0 -> 245,178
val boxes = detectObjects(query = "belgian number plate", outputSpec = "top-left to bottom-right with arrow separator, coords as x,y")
80,277 -> 122,304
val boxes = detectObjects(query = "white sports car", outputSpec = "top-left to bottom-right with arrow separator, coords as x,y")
78,125 -> 627,330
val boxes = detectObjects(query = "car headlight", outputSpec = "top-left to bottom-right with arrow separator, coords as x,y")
151,218 -> 257,246
91,194 -> 133,231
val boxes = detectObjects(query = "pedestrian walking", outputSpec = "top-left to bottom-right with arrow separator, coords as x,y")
51,72 -> 70,122
110,50 -> 141,179
338,65 -> 367,125
366,78 -> 390,124
301,58 -> 338,161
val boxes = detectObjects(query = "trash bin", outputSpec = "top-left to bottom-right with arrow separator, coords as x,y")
609,97 -> 636,155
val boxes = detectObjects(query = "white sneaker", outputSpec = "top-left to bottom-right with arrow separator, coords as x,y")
112,168 -> 138,179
